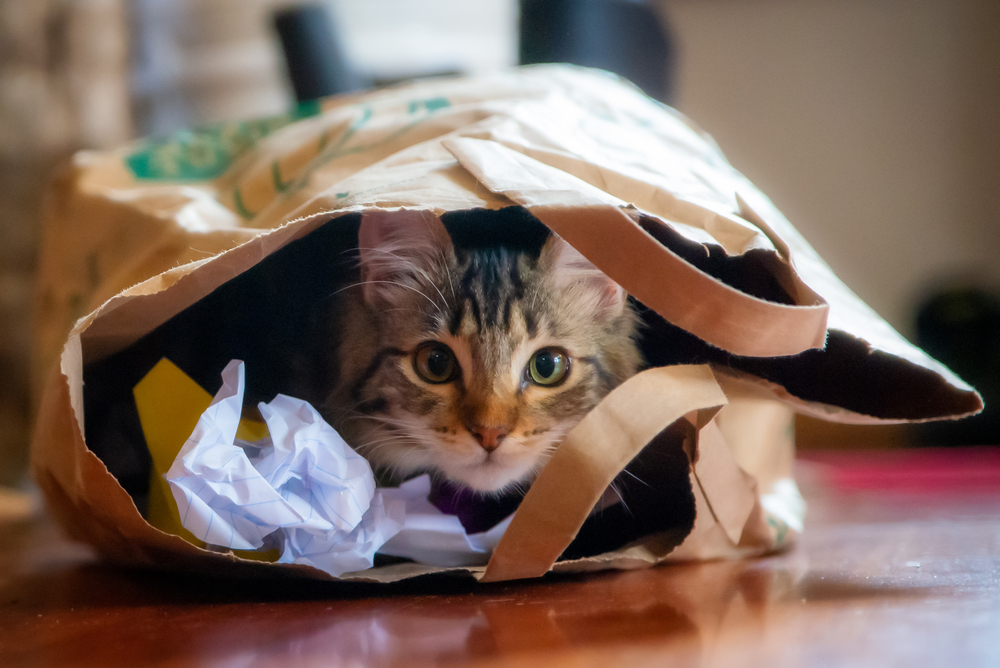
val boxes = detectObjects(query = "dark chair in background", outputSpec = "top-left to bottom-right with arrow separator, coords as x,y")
916,286 -> 1000,445
274,0 -> 674,104
519,0 -> 674,103
274,4 -> 369,101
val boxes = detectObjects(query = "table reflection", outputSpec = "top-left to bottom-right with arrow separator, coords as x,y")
176,558 -> 800,667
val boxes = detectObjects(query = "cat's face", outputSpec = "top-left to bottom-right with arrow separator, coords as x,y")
335,209 -> 641,493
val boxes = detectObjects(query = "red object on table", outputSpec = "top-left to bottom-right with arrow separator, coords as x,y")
799,446 -> 1000,492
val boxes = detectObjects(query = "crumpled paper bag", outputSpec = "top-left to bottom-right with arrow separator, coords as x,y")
30,65 -> 982,583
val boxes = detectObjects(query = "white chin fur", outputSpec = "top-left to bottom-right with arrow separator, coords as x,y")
438,451 -> 538,493
358,423 -> 544,493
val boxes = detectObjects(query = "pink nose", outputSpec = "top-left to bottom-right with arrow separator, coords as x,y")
469,425 -> 509,452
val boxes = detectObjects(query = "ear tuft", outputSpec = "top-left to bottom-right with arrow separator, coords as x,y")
539,234 -> 626,320
357,209 -> 453,304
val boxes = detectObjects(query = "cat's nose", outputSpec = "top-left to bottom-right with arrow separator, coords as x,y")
469,425 -> 509,452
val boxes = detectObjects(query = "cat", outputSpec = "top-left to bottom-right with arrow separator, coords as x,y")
321,208 -> 642,494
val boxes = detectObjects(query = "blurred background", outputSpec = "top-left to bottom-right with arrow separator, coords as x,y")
1,0 -> 998,489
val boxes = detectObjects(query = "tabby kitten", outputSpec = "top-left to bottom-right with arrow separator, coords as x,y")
324,209 -> 641,493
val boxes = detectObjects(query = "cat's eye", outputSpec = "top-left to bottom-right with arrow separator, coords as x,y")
528,348 -> 569,386
413,343 -> 458,383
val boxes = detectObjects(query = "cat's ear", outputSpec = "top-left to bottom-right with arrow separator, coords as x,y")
539,234 -> 626,320
357,208 -> 453,304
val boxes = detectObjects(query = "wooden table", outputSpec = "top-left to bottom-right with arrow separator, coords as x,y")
1,448 -> 998,667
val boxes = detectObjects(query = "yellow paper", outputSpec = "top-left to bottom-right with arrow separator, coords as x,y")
133,358 -> 277,561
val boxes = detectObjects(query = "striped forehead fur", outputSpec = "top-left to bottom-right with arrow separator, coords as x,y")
450,248 -> 535,336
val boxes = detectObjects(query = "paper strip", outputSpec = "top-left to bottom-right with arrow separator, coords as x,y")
444,136 -> 830,358
481,364 -> 728,582
378,476 -> 513,568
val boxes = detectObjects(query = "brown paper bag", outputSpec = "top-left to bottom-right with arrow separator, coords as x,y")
31,65 -> 981,583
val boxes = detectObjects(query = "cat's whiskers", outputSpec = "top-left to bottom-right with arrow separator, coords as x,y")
619,468 -> 652,488
363,413 -> 435,433
529,283 -> 542,313
360,436 -> 428,470
536,423 -> 569,448
337,407 -> 390,424
531,449 -> 555,474
381,446 -> 433,481
357,434 -> 421,454
357,246 -> 450,312
526,425 -> 570,473
357,433 -> 422,451
501,433 -> 526,448
442,259 -> 457,300
497,478 -> 528,498
607,481 -> 632,517
357,246 -> 439,288
353,415 -> 450,468
372,306 -> 432,317
329,279 -> 443,316
351,419 -> 424,444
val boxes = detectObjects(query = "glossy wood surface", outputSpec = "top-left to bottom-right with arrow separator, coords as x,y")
2,448 -> 999,667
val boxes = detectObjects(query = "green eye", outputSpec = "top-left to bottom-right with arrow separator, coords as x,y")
528,348 -> 569,386
414,343 -> 457,383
